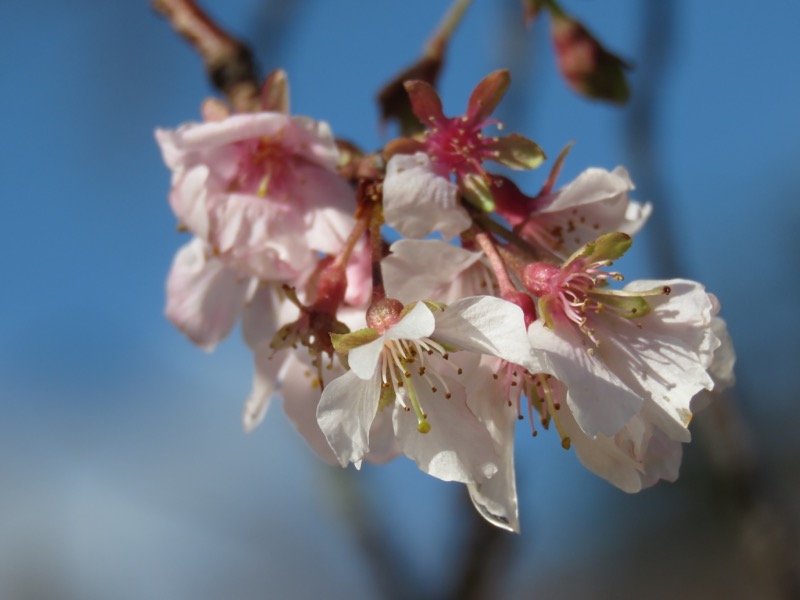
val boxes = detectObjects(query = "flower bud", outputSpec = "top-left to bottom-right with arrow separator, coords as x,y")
550,14 -> 630,104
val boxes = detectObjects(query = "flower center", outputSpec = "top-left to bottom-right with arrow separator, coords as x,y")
496,363 -> 572,449
380,338 -> 450,433
232,134 -> 291,198
554,260 -> 622,344
424,116 -> 499,179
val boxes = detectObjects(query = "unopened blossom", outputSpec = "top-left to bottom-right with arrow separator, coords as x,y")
524,232 -> 719,442
156,110 -> 355,281
550,12 -> 630,103
493,163 -> 651,257
382,70 -> 545,239
317,296 -> 533,483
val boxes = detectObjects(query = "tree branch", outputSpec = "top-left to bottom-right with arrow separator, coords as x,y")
152,0 -> 260,112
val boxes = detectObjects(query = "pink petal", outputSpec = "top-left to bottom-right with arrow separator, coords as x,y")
164,238 -> 248,351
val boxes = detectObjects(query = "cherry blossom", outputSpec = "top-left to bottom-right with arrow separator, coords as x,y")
156,110 -> 356,281
382,70 -> 545,237
524,232 -> 719,442
317,296 -> 533,483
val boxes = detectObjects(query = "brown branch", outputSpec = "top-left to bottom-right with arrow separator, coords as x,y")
152,0 -> 260,112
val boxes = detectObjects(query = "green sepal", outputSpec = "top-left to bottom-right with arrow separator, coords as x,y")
430,338 -> 462,354
537,294 -> 559,330
590,289 -> 652,319
462,173 -> 495,212
377,381 -> 396,413
491,134 -> 546,170
331,327 -> 380,355
565,232 -> 632,267
423,300 -> 447,313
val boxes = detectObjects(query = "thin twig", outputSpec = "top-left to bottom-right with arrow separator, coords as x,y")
152,0 -> 260,112
425,0 -> 474,59
439,491 -> 513,600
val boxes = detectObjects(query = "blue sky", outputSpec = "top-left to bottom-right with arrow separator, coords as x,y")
1,1 -> 799,597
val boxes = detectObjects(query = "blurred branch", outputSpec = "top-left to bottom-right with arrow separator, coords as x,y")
625,3 -> 800,597
329,468 -> 419,600
377,0 -> 473,133
245,0 -> 308,66
623,2 -> 679,277
152,0 -> 260,112
440,490 -> 514,600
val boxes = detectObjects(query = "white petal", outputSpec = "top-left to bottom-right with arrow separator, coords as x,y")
383,239 -> 484,304
535,166 -> 651,252
543,166 -> 632,212
600,279 -> 716,442
242,346 -> 285,432
465,358 -> 520,532
165,238 -> 248,351
385,301 -> 436,341
554,397 -> 683,495
317,369 -> 382,467
348,335 -> 386,380
383,153 -> 471,240
393,376 -> 498,483
434,296 -> 537,370
528,320 -> 642,438
707,316 -> 736,393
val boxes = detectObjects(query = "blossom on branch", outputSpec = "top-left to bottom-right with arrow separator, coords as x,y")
317,296 -> 534,483
156,109 -> 356,281
384,70 -> 545,227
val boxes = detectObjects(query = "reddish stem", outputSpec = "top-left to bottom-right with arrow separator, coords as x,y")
474,231 -> 516,298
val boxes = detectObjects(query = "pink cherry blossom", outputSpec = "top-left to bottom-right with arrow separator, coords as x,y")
382,70 -> 545,232
156,111 -> 356,280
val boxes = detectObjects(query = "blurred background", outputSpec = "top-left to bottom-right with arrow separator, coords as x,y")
1,0 -> 799,598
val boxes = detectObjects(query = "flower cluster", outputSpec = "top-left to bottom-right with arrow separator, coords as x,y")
156,70 -> 734,532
